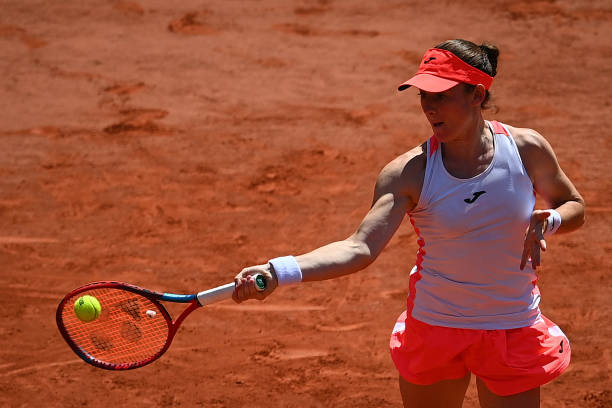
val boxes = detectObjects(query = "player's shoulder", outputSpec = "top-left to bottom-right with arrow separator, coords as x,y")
375,143 -> 426,196
505,125 -> 551,152
379,143 -> 426,179
505,124 -> 557,169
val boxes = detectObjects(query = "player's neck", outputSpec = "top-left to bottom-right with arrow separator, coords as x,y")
441,115 -> 491,166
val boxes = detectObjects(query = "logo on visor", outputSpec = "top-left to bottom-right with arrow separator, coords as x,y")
424,57 -> 436,64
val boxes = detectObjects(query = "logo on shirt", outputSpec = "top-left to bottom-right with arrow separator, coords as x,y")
423,57 -> 436,64
464,191 -> 486,204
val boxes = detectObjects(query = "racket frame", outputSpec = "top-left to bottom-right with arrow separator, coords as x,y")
56,275 -> 265,370
56,281 -> 201,370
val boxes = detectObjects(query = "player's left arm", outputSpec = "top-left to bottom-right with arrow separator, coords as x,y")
513,127 -> 586,269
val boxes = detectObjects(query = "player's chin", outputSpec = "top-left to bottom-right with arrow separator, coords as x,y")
431,123 -> 450,140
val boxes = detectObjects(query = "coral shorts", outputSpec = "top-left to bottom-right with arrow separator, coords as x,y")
389,311 -> 570,396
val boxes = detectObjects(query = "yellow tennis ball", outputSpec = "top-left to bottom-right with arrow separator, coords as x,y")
74,295 -> 101,322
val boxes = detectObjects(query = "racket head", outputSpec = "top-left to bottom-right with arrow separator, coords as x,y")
56,282 -> 174,370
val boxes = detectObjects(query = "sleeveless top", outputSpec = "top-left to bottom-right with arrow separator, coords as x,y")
407,121 -> 540,329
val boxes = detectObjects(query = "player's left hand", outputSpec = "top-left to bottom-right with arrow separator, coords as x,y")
520,210 -> 550,270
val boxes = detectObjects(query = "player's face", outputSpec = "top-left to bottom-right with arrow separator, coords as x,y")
418,84 -> 476,142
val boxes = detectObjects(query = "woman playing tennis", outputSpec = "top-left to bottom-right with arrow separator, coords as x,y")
233,39 -> 585,407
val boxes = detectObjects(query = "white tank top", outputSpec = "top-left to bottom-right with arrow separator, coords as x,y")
408,121 -> 540,329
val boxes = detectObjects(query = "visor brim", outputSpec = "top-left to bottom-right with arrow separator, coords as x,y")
398,74 -> 460,92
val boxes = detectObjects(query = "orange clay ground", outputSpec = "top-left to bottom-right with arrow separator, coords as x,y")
0,1 -> 610,407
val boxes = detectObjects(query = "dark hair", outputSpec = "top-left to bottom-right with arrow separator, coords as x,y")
435,39 -> 499,109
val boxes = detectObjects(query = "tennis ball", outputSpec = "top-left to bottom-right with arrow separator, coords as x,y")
74,295 -> 101,322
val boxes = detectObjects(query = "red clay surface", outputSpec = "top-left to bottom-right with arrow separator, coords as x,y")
1,1 -> 610,407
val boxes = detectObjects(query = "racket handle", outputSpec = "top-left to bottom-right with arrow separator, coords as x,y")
196,273 -> 267,306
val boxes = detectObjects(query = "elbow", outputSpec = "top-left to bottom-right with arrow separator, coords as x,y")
569,197 -> 586,229
575,195 -> 586,227
346,238 -> 378,269
579,201 -> 586,228
578,207 -> 586,227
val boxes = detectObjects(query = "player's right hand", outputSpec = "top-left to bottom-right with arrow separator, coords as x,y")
233,264 -> 278,303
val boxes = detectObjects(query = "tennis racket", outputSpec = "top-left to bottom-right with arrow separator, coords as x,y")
56,274 -> 267,370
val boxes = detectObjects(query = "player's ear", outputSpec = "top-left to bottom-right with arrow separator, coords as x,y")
472,84 -> 487,107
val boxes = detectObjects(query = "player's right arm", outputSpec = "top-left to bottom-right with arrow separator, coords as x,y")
233,144 -> 426,302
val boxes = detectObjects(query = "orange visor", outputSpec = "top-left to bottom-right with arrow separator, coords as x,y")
398,48 -> 494,92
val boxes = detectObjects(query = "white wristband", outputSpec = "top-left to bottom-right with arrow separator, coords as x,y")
544,209 -> 562,236
269,256 -> 302,285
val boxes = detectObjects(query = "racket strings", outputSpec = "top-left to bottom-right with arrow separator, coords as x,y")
61,288 -> 169,366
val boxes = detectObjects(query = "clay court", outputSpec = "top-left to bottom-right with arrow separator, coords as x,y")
1,0 -> 610,407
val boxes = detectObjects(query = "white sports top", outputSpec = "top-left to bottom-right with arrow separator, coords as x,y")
408,121 -> 540,329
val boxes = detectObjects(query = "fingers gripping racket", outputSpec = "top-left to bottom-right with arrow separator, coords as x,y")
56,275 -> 266,370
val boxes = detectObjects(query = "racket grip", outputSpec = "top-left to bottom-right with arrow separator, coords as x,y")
196,274 -> 266,306
196,282 -> 235,306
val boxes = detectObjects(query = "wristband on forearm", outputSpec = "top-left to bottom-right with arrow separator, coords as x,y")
544,209 -> 562,236
268,256 -> 302,285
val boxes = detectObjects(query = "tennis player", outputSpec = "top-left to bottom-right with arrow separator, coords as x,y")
233,39 -> 585,407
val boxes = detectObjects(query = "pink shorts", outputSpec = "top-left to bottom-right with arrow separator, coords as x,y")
389,311 -> 570,396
